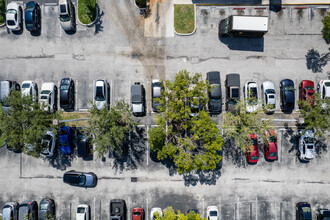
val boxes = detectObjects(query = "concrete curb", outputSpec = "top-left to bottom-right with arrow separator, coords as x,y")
77,0 -> 98,27
174,4 -> 196,36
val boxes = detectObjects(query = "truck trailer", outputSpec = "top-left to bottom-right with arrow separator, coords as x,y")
219,15 -> 268,38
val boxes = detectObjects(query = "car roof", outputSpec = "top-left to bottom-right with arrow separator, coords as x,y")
226,73 -> 240,87
131,84 -> 143,102
207,71 -> 220,84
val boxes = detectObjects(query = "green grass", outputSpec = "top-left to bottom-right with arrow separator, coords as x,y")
78,0 -> 97,25
0,133 -> 6,147
174,4 -> 195,34
0,0 -> 6,25
61,112 -> 89,127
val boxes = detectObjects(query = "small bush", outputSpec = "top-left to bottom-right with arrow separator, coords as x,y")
322,12 -> 330,40
78,0 -> 97,24
0,0 -> 6,25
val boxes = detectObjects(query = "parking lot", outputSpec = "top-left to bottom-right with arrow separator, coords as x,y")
0,0 -> 330,219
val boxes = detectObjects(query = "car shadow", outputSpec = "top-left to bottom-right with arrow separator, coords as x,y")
30,28 -> 41,37
47,151 -> 75,171
64,3 -> 77,35
315,139 -> 328,157
219,36 -> 264,52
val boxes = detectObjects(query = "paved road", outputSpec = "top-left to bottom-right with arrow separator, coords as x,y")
0,0 -> 330,219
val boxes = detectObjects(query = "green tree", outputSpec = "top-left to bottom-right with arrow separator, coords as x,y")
0,90 -> 60,156
322,12 -> 330,40
85,100 -> 135,158
298,93 -> 330,140
159,206 -> 206,220
148,70 -> 223,174
222,98 -> 273,151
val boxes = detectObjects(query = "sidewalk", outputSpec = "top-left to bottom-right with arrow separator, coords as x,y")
173,0 -> 330,5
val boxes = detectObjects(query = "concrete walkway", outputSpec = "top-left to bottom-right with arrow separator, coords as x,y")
173,0 -> 330,5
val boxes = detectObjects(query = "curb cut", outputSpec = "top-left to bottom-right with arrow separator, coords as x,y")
174,4 -> 197,36
77,1 -> 98,27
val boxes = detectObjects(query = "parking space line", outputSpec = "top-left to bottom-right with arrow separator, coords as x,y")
274,197 -> 277,220
218,197 -> 221,219
255,197 -> 258,220
75,80 -> 78,111
110,79 -> 113,108
94,197 -> 96,220
237,197 -> 239,220
146,198 -> 149,220
92,80 -> 95,107
202,198 -> 205,218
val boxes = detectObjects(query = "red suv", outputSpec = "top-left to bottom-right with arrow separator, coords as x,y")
263,130 -> 278,160
132,208 -> 144,220
246,134 -> 259,163
299,80 -> 315,107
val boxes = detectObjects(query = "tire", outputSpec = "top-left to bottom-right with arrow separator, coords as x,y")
15,84 -> 20,90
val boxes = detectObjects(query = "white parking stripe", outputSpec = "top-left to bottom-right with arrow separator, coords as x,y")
94,197 -> 96,220
75,80 -> 78,111
146,198 -> 149,220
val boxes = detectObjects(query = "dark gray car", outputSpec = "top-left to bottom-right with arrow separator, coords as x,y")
2,202 -> 19,220
225,73 -> 240,113
63,170 -> 97,187
131,82 -> 146,117
19,200 -> 38,220
60,78 -> 74,110
38,198 -> 55,220
207,71 -> 222,114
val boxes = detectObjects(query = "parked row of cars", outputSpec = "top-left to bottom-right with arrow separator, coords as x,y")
246,128 -> 316,164
5,0 -> 75,33
3,197 -> 330,220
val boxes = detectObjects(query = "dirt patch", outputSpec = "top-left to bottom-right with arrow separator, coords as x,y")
61,112 -> 90,127
318,8 -> 327,17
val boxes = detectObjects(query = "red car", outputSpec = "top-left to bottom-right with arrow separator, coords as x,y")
299,80 -> 315,106
246,134 -> 259,163
264,130 -> 278,160
132,207 -> 144,220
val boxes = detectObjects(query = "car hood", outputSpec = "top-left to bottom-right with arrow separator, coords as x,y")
246,103 -> 258,113
95,100 -> 106,110
285,91 -> 294,102
209,100 -> 221,112
22,88 -> 31,96
305,147 -> 314,159
209,217 -> 218,220
85,173 -> 94,186
6,13 -> 16,21
60,21 -> 72,31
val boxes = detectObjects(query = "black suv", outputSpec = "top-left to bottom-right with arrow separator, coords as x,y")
60,78 -> 74,110
131,82 -> 146,117
19,200 -> 38,220
280,79 -> 295,113
225,73 -> 240,113
207,71 -> 222,114
39,198 -> 55,220
110,199 -> 127,220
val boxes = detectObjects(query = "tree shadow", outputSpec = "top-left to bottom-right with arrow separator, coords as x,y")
94,5 -> 104,35
222,138 -> 247,168
305,48 -> 330,73
314,139 -> 328,157
183,167 -> 222,186
284,123 -> 297,154
47,151 -> 74,171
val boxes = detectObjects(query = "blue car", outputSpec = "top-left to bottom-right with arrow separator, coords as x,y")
296,202 -> 312,220
24,1 -> 40,32
59,126 -> 72,154
280,79 -> 295,112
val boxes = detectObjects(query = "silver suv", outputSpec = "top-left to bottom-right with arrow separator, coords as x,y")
298,130 -> 315,161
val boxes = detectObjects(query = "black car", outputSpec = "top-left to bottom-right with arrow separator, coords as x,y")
296,202 -> 312,220
318,209 -> 330,220
24,1 -> 40,32
207,71 -> 222,114
280,79 -> 295,113
19,200 -> 38,220
60,78 -> 74,110
39,198 -> 55,220
225,73 -> 240,113
63,170 -> 97,187
151,79 -> 163,112
110,199 -> 127,220
77,128 -> 91,158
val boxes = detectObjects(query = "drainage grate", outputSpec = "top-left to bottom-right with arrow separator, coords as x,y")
131,177 -> 138,182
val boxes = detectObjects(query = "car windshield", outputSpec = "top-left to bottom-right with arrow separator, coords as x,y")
325,82 -> 330,86
77,207 -> 85,213
210,211 -> 217,216
40,203 -> 49,210
95,87 -> 105,101
60,14 -> 70,22
133,212 -> 141,216
269,152 -> 277,157
251,156 -> 258,160
61,85 -> 69,90
60,141 -> 69,146
6,9 -> 16,14
228,99 -> 238,105
41,90 -> 51,95
250,138 -> 258,145
250,87 -> 257,98
266,89 -> 275,94
22,83 -> 31,89
302,207 -> 311,213
79,175 -> 86,186
307,92 -> 314,96
304,137 -> 314,144
269,135 -> 277,142
305,86 -> 314,91
18,205 -> 29,220
285,86 -> 294,91
7,20 -> 15,25
232,88 -> 239,98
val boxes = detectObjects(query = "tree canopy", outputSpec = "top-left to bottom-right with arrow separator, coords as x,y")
153,206 -> 206,220
148,70 -> 223,174
85,100 -> 135,158
222,98 -> 273,151
298,93 -> 330,140
322,12 -> 330,40
0,90 -> 60,157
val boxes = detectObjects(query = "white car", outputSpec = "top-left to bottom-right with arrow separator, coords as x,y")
40,82 -> 57,112
94,80 -> 109,110
41,130 -> 56,158
21,81 -> 38,102
150,207 -> 163,220
298,130 -> 315,161
6,2 -> 22,31
317,80 -> 330,100
59,0 -> 75,31
244,82 -> 259,113
76,204 -> 90,220
207,206 -> 219,220
261,81 -> 276,113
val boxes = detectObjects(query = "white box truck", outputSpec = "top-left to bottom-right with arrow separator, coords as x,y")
219,15 -> 268,38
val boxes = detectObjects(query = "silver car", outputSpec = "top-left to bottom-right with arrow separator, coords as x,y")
2,202 -> 19,220
261,81 -> 276,113
244,81 -> 259,113
59,0 -> 74,31
94,80 -> 109,110
298,130 -> 315,161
